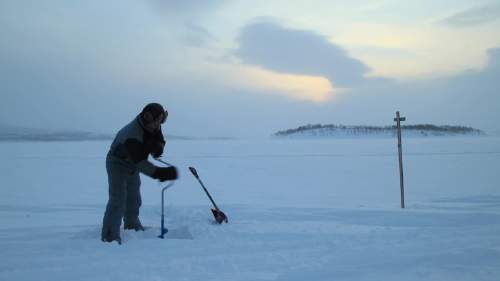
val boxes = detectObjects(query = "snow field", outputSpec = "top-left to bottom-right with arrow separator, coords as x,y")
0,137 -> 499,280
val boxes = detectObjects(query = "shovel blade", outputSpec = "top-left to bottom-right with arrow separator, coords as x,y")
211,208 -> 228,224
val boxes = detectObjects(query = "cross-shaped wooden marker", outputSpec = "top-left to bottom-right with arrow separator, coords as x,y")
394,111 -> 406,208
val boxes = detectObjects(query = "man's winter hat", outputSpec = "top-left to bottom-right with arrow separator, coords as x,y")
141,103 -> 167,124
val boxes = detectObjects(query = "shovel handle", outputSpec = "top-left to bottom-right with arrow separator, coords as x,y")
189,166 -> 199,178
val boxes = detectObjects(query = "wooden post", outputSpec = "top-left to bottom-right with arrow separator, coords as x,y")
394,111 -> 406,208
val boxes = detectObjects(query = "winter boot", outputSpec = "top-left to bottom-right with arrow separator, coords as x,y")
124,218 -> 145,231
101,230 -> 122,245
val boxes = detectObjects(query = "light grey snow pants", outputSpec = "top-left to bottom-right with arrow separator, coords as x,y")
101,156 -> 142,238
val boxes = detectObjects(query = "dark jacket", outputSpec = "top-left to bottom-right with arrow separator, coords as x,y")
107,115 -> 165,177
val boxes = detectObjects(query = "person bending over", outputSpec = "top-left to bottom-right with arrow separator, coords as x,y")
101,103 -> 178,244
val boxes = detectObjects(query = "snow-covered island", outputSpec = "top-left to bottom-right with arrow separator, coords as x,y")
274,124 -> 486,138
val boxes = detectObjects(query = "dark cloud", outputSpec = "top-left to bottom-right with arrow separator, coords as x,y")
183,22 -> 215,47
147,1 -> 220,48
440,2 -> 500,27
235,20 -> 379,87
338,47 -> 500,133
485,47 -> 500,71
149,0 -> 224,16
436,47 -> 500,127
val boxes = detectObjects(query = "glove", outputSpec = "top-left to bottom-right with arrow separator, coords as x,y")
150,141 -> 165,158
152,166 -> 178,182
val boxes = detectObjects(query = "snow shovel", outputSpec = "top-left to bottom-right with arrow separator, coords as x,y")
188,167 -> 228,224
155,158 -> 175,239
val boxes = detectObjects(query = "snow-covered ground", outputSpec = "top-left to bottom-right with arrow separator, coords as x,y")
1,137 -> 499,281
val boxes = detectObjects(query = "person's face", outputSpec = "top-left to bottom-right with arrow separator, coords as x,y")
145,113 -> 165,132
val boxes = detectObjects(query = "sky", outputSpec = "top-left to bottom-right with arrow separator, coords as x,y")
1,0 -> 500,137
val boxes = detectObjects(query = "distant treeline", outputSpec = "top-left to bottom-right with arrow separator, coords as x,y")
274,124 -> 485,137
0,130 -> 230,142
0,132 -> 114,142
